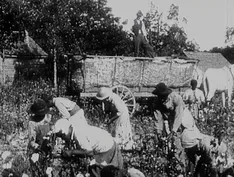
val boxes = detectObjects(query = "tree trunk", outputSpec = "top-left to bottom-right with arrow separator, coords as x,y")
53,47 -> 57,93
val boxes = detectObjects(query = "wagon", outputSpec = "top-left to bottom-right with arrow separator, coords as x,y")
67,55 -> 199,116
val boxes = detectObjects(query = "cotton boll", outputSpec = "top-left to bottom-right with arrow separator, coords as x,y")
1,151 -> 12,160
31,153 -> 39,163
76,172 -> 84,177
22,173 -> 29,177
46,167 -> 53,177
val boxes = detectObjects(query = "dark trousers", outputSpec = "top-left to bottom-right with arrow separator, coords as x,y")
134,34 -> 155,58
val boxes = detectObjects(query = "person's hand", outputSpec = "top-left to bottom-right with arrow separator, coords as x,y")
103,119 -> 110,126
31,142 -> 39,149
167,131 -> 176,141
62,150 -> 72,158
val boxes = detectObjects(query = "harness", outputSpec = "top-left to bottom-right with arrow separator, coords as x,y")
227,65 -> 234,80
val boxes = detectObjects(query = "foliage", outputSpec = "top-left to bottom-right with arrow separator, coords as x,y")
0,79 -> 56,135
210,46 -> 234,64
1,0 -> 199,61
2,83 -> 234,176
1,0 -> 133,56
144,3 -> 199,56
0,0 -> 25,50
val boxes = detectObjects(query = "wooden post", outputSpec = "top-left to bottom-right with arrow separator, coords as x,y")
2,49 -> 5,84
53,47 -> 57,94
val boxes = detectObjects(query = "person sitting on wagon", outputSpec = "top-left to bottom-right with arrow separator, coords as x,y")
95,87 -> 134,150
183,79 -> 205,119
28,99 -> 54,177
40,94 -> 88,125
53,118 -> 123,177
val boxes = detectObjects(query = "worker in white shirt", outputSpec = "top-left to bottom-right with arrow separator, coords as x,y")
183,79 -> 205,119
53,118 -> 123,177
40,94 -> 88,125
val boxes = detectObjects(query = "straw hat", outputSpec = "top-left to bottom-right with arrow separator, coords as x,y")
96,87 -> 112,100
30,99 -> 49,122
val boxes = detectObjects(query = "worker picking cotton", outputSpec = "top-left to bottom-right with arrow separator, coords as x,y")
53,118 -> 123,177
96,87 -> 134,150
181,127 -> 232,176
40,94 -> 88,125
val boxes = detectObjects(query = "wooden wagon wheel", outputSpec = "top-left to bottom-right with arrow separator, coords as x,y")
112,85 -> 136,116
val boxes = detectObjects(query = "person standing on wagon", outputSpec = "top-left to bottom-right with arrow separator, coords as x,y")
40,94 -> 88,126
96,87 -> 134,150
132,10 -> 155,58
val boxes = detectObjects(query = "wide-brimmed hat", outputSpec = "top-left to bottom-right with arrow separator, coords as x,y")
96,87 -> 113,100
29,99 -> 49,122
152,82 -> 172,96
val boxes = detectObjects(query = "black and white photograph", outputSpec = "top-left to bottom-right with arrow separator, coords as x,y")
1,0 -> 234,176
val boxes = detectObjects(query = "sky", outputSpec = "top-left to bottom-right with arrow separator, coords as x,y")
106,0 -> 234,51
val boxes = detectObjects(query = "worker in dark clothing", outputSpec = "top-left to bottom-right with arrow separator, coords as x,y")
132,10 -> 155,58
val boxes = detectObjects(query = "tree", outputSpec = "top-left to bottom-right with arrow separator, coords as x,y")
1,0 -> 134,88
144,3 -> 198,56
0,0 -> 26,52
210,46 -> 234,64
225,27 -> 234,46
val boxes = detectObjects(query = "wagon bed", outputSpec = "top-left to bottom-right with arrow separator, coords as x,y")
69,55 -> 199,115
72,55 -> 199,97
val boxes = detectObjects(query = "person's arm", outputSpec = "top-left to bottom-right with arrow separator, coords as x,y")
54,100 -> 70,119
141,19 -> 148,37
28,121 -> 39,148
171,94 -> 184,133
111,94 -> 127,118
182,89 -> 189,101
63,149 -> 93,158
199,89 -> 205,103
132,19 -> 138,36
108,115 -> 119,124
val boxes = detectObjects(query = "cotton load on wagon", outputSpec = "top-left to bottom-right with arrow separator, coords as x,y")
71,56 -> 199,96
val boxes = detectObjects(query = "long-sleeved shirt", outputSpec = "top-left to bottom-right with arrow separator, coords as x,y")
108,93 -> 129,117
132,18 -> 147,37
53,97 -> 78,119
155,92 -> 185,132
72,125 -> 114,153
28,114 -> 52,147
183,88 -> 205,105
